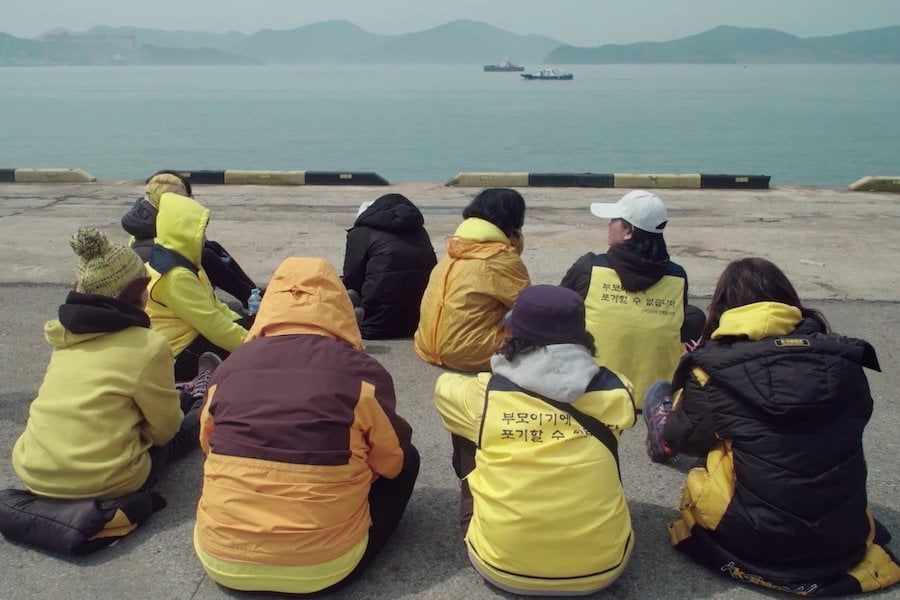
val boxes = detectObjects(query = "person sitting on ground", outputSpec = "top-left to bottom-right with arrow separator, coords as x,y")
145,191 -> 248,381
342,194 -> 437,339
415,188 -> 530,372
561,190 -> 701,409
644,257 -> 899,595
2,229 -> 214,553
434,285 -> 636,596
194,257 -> 419,595
122,170 -> 260,308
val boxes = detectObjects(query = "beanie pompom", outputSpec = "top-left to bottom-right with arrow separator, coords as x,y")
70,228 -> 111,260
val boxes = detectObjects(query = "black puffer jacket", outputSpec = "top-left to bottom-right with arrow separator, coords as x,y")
665,302 -> 896,595
342,194 -> 437,339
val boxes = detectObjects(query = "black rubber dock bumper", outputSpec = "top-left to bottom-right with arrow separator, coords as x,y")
447,172 -> 771,189
304,172 -> 389,186
164,170 -> 389,186
529,173 -> 615,187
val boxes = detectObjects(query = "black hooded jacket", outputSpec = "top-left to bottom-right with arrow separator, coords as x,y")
561,245 -> 688,307
342,194 -> 437,339
666,314 -> 889,594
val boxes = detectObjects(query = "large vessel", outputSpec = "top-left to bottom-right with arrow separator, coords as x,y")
521,66 -> 574,80
483,57 -> 525,72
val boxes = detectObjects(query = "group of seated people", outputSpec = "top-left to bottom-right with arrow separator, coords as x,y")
0,174 -> 897,597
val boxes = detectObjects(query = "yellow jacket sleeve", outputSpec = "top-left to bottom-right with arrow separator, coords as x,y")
356,380 -> 408,479
134,341 -> 184,446
161,269 -> 247,351
434,372 -> 490,443
199,383 -> 217,455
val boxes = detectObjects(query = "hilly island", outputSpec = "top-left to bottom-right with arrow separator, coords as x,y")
1,20 -> 898,66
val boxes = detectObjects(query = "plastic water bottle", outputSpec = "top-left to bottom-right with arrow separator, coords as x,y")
247,288 -> 262,315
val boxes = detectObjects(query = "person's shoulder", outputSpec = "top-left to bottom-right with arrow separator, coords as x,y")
665,260 -> 687,278
126,325 -> 171,352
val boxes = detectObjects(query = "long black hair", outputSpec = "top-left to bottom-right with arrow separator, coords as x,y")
701,257 -> 829,339
614,218 -> 669,262
463,188 -> 526,239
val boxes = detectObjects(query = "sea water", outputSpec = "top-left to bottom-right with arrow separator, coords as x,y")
0,63 -> 898,185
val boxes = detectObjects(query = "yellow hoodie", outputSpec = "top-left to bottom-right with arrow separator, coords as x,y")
145,193 -> 246,356
12,319 -> 182,500
414,218 -> 530,372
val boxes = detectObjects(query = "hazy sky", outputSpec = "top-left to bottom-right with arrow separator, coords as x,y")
3,0 -> 900,46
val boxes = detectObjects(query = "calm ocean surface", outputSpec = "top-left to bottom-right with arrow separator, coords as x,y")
1,64 -> 898,185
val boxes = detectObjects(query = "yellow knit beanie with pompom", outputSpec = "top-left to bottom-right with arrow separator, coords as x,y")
70,228 -> 147,298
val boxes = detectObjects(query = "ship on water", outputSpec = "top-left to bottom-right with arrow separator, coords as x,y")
521,66 -> 574,80
483,57 -> 525,72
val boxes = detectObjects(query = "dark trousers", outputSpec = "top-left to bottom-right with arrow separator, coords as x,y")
173,314 -> 254,382
451,434 -> 477,537
201,240 -> 257,308
314,445 -> 421,595
145,391 -> 203,487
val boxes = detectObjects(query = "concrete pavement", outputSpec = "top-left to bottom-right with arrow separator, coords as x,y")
0,182 -> 897,599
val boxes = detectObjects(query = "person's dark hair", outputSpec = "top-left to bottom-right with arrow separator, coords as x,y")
701,257 -> 829,339
498,331 -> 596,361
146,170 -> 192,197
462,188 -> 526,239
614,218 -> 669,262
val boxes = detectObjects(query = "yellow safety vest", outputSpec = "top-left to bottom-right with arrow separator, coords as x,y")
584,255 -> 685,409
465,373 -> 635,594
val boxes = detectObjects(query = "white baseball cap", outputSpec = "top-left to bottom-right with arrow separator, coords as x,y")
590,190 -> 668,233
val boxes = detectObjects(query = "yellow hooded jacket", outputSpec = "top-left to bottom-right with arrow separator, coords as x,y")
12,308 -> 182,500
145,193 -> 246,356
194,258 -> 414,594
414,218 -> 530,372
434,351 -> 636,594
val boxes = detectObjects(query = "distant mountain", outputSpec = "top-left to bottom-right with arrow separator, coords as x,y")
3,22 -> 898,67
233,20 -> 389,63
370,20 -> 560,63
546,25 -> 900,64
0,32 -> 47,65
136,44 -> 261,66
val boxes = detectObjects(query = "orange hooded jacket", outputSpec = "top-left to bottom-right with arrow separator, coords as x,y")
194,258 -> 412,589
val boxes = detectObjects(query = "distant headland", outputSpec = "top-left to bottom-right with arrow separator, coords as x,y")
1,20 -> 898,66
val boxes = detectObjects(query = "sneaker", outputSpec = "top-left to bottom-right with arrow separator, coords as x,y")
192,352 -> 223,399
643,380 -> 675,463
198,351 -> 223,374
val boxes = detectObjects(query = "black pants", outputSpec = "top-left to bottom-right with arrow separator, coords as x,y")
201,240 -> 257,308
145,391 -> 203,487
451,434 -> 477,538
313,445 -> 421,595
173,314 -> 254,382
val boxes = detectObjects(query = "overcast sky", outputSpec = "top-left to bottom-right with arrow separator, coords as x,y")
3,0 -> 899,46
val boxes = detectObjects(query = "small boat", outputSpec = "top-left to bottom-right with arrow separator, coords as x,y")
521,66 -> 573,80
483,57 -> 525,72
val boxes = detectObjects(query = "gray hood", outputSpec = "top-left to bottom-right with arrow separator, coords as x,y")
490,344 -> 600,404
